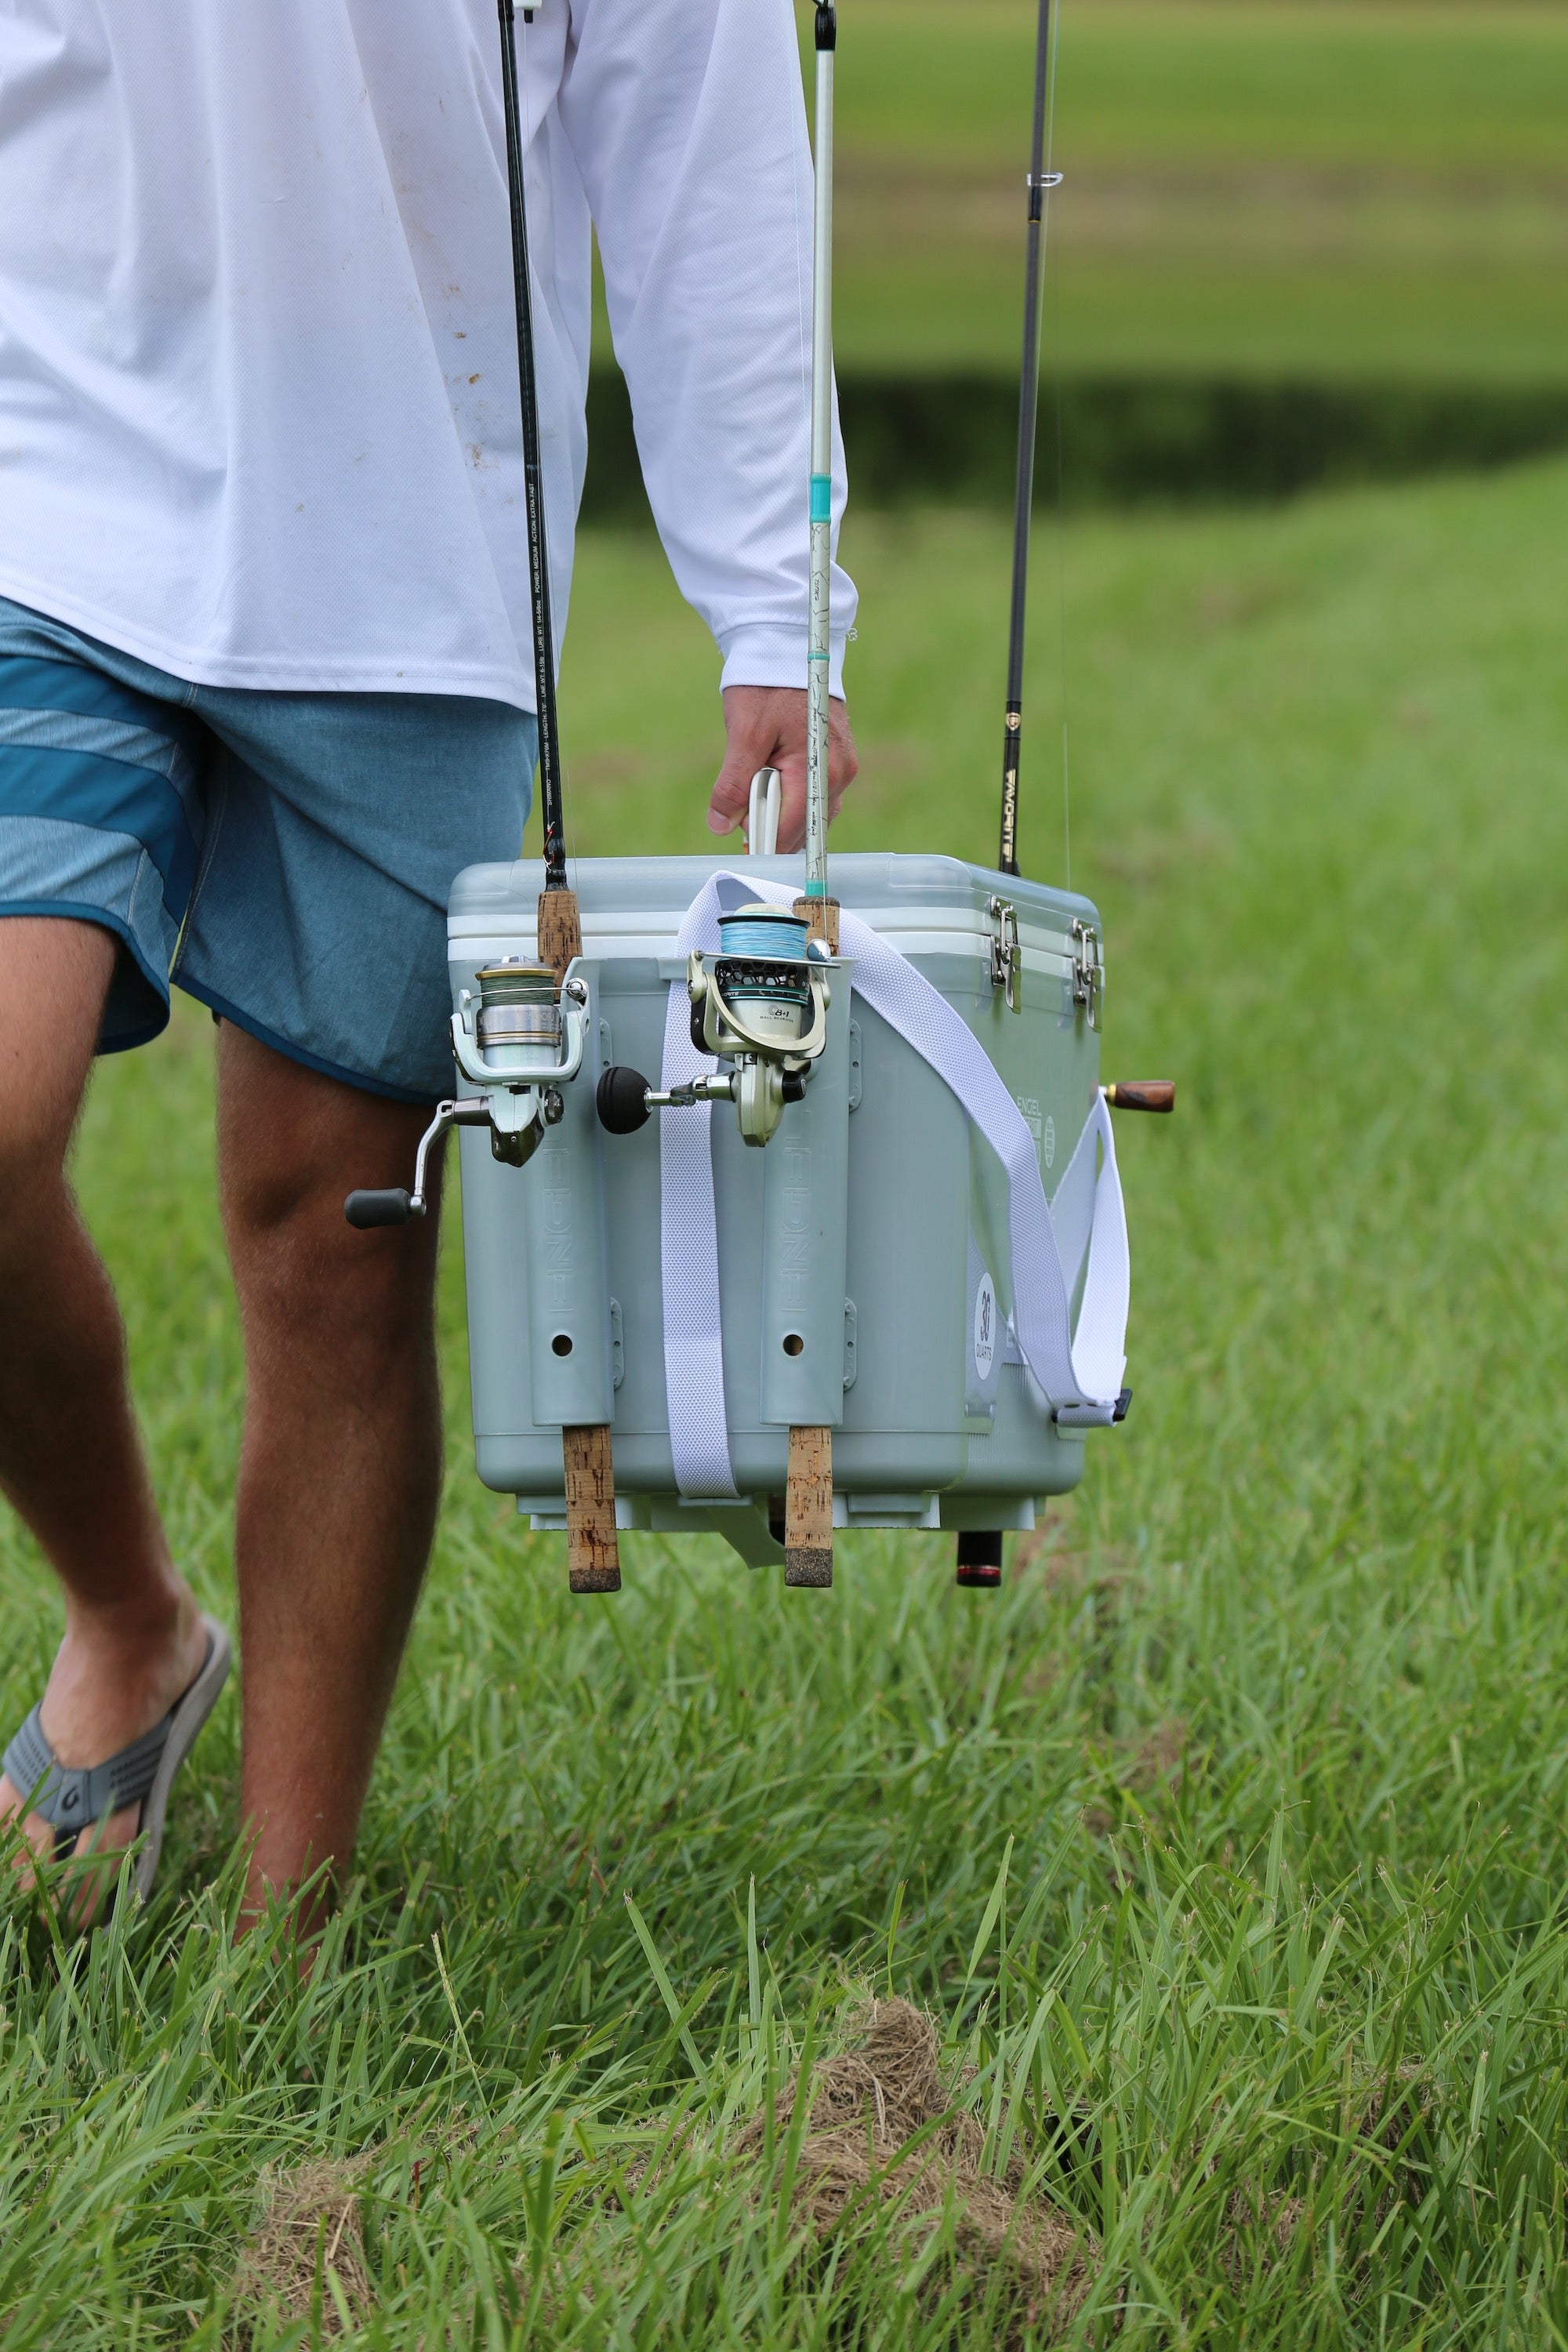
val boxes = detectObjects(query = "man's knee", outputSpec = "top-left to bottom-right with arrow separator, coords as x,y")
216,1022 -> 441,1350
0,916 -> 115,1223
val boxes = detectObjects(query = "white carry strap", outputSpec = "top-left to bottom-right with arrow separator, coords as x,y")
659,873 -> 1131,1497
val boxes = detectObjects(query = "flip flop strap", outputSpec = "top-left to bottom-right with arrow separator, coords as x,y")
3,1701 -> 172,1836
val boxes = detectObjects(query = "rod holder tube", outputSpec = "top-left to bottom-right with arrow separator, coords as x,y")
760,967 -> 851,1429
805,5 -> 836,906
522,964 -> 615,1428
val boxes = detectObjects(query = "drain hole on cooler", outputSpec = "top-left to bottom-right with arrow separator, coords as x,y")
782,1333 -> 804,1356
551,1333 -> 574,1357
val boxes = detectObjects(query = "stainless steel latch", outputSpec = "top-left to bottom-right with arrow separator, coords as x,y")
987,895 -> 1022,1014
1070,917 -> 1102,1028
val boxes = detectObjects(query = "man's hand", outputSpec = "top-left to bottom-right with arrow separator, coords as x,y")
708,686 -> 858,853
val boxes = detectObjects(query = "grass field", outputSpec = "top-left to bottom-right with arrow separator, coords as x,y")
731,0 -> 1568,383
5,454 -> 1568,2343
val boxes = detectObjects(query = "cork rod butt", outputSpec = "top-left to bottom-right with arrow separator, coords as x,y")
536,885 -> 583,983
564,1424 -> 620,1594
784,1423 -> 833,1588
793,895 -> 840,953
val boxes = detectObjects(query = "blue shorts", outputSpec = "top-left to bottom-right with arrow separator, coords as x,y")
0,597 -> 537,1102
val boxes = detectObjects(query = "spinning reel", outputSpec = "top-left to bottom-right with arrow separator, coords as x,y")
344,959 -> 590,1228
598,900 -> 835,1150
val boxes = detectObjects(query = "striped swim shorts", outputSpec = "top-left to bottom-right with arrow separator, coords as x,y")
0,595 -> 537,1102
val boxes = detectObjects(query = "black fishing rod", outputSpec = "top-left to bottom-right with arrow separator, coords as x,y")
499,0 -> 567,898
998,0 -> 1060,879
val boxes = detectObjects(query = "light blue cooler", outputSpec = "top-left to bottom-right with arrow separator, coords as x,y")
445,851 -> 1131,1571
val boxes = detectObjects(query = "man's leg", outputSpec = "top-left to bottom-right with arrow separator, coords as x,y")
216,1022 -> 445,1926
0,917 -> 205,1882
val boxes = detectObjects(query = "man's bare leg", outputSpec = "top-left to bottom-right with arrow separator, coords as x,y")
0,918 -> 205,1895
217,1024 -> 445,1930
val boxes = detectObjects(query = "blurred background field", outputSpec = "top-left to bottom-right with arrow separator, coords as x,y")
589,0 -> 1568,510
822,0 -> 1568,384
6,3 -> 1568,2343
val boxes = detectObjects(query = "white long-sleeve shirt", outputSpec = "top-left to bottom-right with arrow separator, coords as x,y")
0,0 -> 854,706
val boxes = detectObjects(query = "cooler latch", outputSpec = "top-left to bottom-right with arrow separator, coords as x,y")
1070,918 -> 1102,1028
987,895 -> 1022,1014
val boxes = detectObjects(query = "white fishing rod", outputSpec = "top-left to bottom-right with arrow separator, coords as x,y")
804,2 -> 836,918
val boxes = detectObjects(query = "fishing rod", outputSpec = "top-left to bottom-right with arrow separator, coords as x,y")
998,0 -> 1062,880
499,0 -> 568,902
497,0 -> 619,1592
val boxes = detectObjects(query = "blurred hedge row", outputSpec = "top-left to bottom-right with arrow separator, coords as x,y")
582,368 -> 1568,522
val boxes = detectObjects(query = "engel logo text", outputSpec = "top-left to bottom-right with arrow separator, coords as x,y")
543,1147 -> 572,1305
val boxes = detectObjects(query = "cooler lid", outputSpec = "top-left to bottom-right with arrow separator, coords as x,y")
448,853 -> 1100,978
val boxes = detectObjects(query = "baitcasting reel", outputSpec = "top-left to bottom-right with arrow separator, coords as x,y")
597,901 -> 834,1149
344,959 -> 590,1228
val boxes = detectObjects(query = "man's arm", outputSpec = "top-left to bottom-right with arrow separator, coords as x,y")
557,0 -> 858,846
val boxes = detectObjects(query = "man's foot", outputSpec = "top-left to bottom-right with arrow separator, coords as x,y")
0,1575 -> 208,1921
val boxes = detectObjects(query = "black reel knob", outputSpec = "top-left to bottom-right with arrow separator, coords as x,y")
597,1065 -> 652,1134
344,1189 -> 414,1229
955,1530 -> 1004,1589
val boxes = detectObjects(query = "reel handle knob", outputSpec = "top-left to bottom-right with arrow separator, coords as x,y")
344,1188 -> 417,1229
1102,1081 -> 1175,1114
596,1065 -> 653,1134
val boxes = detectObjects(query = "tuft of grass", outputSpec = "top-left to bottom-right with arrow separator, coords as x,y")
6,455 -> 1568,2338
230,2154 -> 372,2340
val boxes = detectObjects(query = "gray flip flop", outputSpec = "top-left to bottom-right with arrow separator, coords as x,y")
2,1612 -> 231,1901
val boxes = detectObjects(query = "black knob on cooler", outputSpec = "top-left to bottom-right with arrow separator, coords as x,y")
955,1530 -> 1004,1589
596,1065 -> 652,1134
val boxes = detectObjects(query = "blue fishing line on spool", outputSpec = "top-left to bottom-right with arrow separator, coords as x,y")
717,906 -> 811,1033
718,909 -> 808,962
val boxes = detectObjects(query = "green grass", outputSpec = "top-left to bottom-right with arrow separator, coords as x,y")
748,0 -> 1568,381
8,454 -> 1568,2342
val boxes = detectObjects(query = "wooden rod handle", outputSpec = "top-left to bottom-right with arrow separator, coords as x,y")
793,895 -> 840,953
1102,1080 -> 1175,1114
537,885 -> 582,981
564,1425 -> 620,1594
784,1425 -> 833,1587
